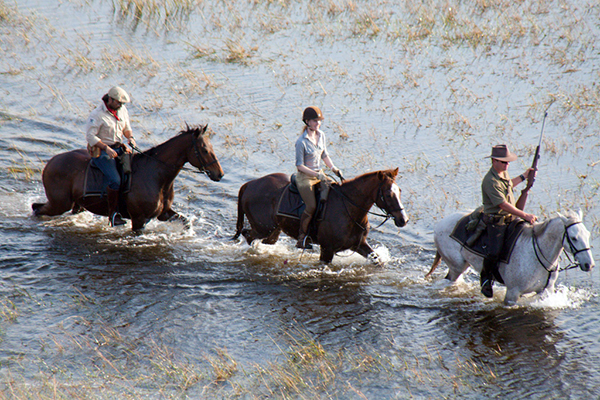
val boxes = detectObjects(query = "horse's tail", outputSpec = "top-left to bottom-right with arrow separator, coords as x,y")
232,183 -> 248,240
425,251 -> 442,279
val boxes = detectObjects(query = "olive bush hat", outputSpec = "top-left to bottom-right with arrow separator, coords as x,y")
487,144 -> 518,162
107,86 -> 130,103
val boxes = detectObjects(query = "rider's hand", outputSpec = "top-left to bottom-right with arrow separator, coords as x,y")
333,168 -> 344,181
106,147 -> 118,158
524,213 -> 537,224
317,171 -> 327,182
524,167 -> 537,180
128,137 -> 136,148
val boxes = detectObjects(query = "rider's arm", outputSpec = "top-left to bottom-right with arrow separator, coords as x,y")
297,164 -> 319,178
498,201 -> 537,223
322,155 -> 337,172
511,168 -> 536,186
123,128 -> 136,150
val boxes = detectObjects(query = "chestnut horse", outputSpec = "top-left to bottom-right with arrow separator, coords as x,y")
32,125 -> 224,230
233,168 -> 409,263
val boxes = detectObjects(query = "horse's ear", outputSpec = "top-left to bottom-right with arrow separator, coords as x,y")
392,167 -> 399,178
577,208 -> 583,220
200,124 -> 208,135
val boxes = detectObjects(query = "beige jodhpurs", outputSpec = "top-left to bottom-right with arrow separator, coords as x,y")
296,171 -> 320,216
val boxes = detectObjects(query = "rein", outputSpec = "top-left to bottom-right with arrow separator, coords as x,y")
331,180 -> 403,229
131,132 -> 217,176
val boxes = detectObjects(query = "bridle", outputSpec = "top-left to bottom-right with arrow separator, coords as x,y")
533,220 -> 590,274
132,131 -> 218,176
190,131 -> 219,175
334,178 -> 404,230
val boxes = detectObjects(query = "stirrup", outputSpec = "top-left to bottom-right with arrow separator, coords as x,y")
296,236 -> 313,250
110,212 -> 126,227
481,279 -> 494,298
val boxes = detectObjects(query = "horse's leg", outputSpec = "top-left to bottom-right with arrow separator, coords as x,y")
32,199 -> 73,216
158,209 -> 190,228
319,246 -> 335,264
131,216 -> 148,231
355,241 -> 383,266
32,180 -> 74,216
537,269 -> 559,301
155,183 -> 190,227
33,150 -> 88,217
503,288 -> 521,306
262,228 -> 281,245
545,270 -> 559,294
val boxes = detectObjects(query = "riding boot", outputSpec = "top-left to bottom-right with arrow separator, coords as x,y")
296,211 -> 313,249
107,188 -> 126,227
480,258 -> 496,298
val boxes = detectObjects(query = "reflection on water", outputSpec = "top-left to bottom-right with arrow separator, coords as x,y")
1,0 -> 600,397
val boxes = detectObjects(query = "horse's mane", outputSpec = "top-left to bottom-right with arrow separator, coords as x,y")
339,168 -> 398,188
531,210 -> 582,236
141,124 -> 208,157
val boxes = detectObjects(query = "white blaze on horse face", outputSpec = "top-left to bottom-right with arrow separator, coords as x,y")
390,183 -> 409,223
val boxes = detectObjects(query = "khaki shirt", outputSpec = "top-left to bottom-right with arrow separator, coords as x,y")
481,167 -> 515,215
85,102 -> 131,147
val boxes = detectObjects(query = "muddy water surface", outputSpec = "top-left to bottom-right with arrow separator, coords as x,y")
1,0 -> 599,398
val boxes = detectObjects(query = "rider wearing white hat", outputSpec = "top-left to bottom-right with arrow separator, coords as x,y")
85,86 -> 136,227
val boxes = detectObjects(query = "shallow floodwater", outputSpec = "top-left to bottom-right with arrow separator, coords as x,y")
1,0 -> 599,398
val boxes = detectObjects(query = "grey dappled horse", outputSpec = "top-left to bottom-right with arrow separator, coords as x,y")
426,210 -> 594,305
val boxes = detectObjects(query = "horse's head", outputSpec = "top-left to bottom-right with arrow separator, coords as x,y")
188,124 -> 224,181
560,210 -> 595,272
375,168 -> 409,227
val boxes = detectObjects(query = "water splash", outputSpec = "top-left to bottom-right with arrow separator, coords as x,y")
529,284 -> 595,310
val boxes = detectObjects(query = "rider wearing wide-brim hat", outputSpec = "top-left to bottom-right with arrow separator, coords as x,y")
85,86 -> 137,227
479,144 -> 537,298
294,106 -> 343,249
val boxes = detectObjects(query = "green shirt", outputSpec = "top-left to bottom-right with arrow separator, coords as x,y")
481,167 -> 515,214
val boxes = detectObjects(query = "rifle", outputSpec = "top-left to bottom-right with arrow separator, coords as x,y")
515,105 -> 551,211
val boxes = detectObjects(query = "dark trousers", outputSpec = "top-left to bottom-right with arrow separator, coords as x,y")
90,146 -> 124,191
481,218 -> 508,284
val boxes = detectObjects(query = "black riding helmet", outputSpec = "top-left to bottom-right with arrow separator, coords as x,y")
302,106 -> 324,124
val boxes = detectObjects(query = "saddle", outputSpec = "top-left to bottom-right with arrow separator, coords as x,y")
83,153 -> 132,198
450,211 -> 526,264
276,174 -> 324,220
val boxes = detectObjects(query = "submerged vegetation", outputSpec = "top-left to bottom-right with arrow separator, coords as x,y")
0,288 -> 500,398
0,0 -> 598,398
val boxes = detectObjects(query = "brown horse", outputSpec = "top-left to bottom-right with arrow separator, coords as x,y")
32,125 -> 224,230
233,168 -> 409,263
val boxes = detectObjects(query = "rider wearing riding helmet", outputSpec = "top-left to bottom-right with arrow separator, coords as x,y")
295,106 -> 343,249
85,86 -> 136,227
480,144 -> 537,298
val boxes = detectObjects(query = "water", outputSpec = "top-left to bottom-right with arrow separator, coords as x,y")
1,0 -> 599,398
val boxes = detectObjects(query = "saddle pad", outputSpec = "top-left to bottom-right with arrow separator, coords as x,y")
276,184 -> 306,219
83,163 -> 106,197
82,162 -> 132,198
450,214 -> 526,264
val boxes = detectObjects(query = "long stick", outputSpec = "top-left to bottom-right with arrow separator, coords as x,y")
515,102 -> 553,211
